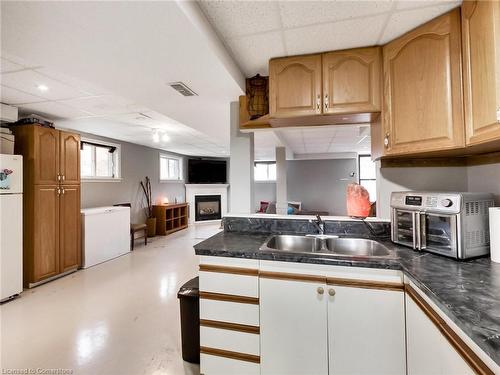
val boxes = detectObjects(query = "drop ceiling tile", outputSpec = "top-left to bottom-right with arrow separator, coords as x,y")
395,0 -> 460,11
226,30 -> 285,76
198,0 -> 281,38
0,58 -> 25,73
279,1 -> 393,29
305,143 -> 329,153
0,85 -> 47,105
60,95 -> 137,116
35,67 -> 112,96
19,101 -> 94,120
284,14 -> 387,56
380,3 -> 460,44
1,69 -> 90,101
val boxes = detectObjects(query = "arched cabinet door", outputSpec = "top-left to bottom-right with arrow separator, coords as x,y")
462,0 -> 500,146
34,126 -> 60,185
322,47 -> 381,114
59,131 -> 80,185
269,54 -> 322,118
382,9 -> 464,156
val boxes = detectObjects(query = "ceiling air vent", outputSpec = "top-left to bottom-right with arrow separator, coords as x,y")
168,82 -> 198,97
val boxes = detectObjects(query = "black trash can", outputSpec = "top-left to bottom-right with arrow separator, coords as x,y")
177,276 -> 200,364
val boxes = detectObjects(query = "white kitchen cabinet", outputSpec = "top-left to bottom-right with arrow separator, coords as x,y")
328,285 -> 406,375
406,294 -> 474,375
260,277 -> 329,375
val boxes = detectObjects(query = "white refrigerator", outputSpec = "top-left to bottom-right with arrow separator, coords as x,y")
0,154 -> 23,302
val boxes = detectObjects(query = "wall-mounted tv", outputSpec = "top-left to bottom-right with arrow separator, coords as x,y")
188,159 -> 227,184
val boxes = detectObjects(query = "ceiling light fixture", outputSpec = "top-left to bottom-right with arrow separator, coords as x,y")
162,133 -> 170,142
37,84 -> 49,92
152,129 -> 160,143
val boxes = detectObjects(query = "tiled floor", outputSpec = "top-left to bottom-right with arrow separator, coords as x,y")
0,223 -> 221,375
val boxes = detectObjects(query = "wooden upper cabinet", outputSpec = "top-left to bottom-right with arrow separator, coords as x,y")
34,126 -> 60,185
60,131 -> 80,185
462,0 -> 500,146
323,47 -> 381,114
382,9 -> 464,155
269,54 -> 322,118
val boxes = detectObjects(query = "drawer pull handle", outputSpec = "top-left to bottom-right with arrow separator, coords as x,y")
328,288 -> 336,296
317,287 -> 324,295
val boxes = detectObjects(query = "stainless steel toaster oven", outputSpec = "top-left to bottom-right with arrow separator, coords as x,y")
390,192 -> 494,259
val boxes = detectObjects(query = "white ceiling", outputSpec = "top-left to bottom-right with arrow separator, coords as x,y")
199,0 -> 462,76
0,1 -> 244,156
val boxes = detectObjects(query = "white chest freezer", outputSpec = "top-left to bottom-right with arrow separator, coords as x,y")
81,206 -> 130,268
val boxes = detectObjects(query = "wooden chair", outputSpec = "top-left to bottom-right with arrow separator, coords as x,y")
113,203 -> 147,250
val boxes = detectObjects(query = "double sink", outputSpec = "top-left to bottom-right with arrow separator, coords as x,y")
260,235 -> 393,258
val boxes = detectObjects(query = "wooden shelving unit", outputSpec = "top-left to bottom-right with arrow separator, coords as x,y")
153,203 -> 189,235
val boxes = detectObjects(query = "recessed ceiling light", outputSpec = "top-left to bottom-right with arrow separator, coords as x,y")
162,133 -> 170,142
37,84 -> 49,92
152,130 -> 160,143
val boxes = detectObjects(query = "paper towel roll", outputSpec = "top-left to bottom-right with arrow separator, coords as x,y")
489,207 -> 500,263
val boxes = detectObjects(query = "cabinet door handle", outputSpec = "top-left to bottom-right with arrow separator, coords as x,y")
328,288 -> 336,296
316,94 -> 321,112
317,287 -> 324,295
57,188 -> 61,196
496,107 -> 500,123
384,133 -> 390,148
57,174 -> 61,181
61,188 -> 65,195
324,94 -> 329,111
62,175 -> 65,181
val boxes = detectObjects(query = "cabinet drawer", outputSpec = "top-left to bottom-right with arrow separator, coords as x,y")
200,299 -> 259,326
201,354 -> 260,375
201,326 -> 259,356
199,271 -> 258,297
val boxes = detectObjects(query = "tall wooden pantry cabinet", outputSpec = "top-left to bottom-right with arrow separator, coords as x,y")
12,125 -> 81,287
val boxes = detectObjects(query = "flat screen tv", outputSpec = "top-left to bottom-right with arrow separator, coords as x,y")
188,159 -> 227,184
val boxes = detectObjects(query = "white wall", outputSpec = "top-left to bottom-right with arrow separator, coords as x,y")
229,101 -> 254,213
78,132 -> 187,223
253,158 -> 357,215
467,163 -> 500,204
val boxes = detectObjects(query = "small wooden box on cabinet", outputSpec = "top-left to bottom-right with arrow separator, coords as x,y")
153,203 -> 189,235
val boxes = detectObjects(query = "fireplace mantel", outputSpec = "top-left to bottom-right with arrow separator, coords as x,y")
185,184 -> 229,224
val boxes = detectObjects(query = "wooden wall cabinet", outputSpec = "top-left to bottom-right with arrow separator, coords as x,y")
323,47 -> 381,114
462,0 -> 500,146
13,125 -> 81,287
382,9 -> 464,156
269,54 -> 322,118
269,47 -> 381,119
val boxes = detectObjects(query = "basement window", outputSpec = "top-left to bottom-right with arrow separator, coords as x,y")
255,162 -> 276,182
81,139 -> 121,181
358,154 -> 376,202
160,153 -> 183,181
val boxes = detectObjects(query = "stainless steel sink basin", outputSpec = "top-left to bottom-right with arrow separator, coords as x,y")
260,235 -> 392,258
325,237 -> 390,257
263,235 -> 324,253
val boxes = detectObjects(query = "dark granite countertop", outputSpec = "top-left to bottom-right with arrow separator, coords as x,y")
194,231 -> 500,367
